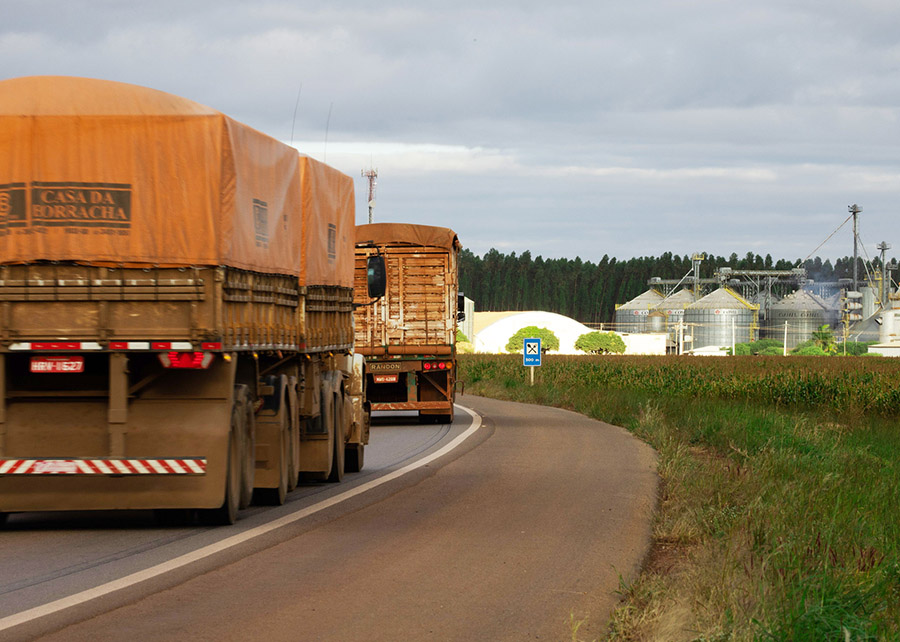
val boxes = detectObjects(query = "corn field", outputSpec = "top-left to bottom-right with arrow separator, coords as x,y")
462,354 -> 900,418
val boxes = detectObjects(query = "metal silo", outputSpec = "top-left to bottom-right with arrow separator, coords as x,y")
684,287 -> 758,351
766,290 -> 830,349
653,288 -> 697,337
615,289 -> 664,333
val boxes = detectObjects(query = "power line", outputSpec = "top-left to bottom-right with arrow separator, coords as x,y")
797,213 -> 853,267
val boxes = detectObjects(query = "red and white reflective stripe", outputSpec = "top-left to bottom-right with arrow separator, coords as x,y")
108,341 -> 151,350
109,341 -> 222,351
10,341 -> 199,351
9,342 -> 102,351
0,458 -> 207,475
150,342 -> 193,351
109,341 -> 193,351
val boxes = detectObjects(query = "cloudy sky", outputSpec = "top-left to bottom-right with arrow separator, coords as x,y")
3,1 -> 900,264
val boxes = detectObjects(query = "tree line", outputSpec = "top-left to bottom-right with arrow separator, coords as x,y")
458,249 -> 881,324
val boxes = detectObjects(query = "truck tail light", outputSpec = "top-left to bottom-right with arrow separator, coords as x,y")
159,351 -> 214,369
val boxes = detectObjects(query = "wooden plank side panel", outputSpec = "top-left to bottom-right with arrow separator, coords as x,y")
353,246 -> 456,351
0,264 -> 342,353
221,269 -> 304,350
303,285 -> 354,352
0,264 -> 215,345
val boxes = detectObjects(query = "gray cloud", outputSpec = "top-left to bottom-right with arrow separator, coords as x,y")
2,0 -> 900,262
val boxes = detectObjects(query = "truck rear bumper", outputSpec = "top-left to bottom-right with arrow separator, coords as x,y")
0,398 -> 229,512
0,457 -> 206,476
0,464 -> 224,512
371,401 -> 452,411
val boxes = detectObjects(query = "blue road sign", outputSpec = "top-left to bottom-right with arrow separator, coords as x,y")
523,338 -> 542,366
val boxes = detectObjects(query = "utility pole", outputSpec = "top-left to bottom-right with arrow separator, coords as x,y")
849,204 -> 862,292
362,168 -> 378,224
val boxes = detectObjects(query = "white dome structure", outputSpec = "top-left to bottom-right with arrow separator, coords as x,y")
474,311 -> 594,354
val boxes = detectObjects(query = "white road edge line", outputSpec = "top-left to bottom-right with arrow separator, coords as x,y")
0,404 -> 483,633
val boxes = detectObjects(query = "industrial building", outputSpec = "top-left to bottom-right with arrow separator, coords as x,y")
611,239 -> 898,354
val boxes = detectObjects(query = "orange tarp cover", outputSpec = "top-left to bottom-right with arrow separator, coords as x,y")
355,223 -> 460,252
0,76 -> 354,287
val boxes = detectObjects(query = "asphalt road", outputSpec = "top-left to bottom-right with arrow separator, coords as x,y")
4,396 -> 658,641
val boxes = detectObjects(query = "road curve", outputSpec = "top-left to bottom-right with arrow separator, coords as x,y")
31,395 -> 658,641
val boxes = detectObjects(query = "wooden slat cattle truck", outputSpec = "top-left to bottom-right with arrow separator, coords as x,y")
354,223 -> 462,424
0,76 -> 382,526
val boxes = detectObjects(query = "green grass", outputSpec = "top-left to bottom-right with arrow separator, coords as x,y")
458,354 -> 900,641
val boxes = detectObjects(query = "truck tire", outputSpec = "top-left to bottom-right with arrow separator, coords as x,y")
345,443 -> 365,473
0,513 -> 8,528
286,378 -> 299,492
234,385 -> 255,510
200,425 -> 241,526
286,416 -> 298,492
255,407 -> 289,506
327,391 -> 345,483
302,381 -> 335,482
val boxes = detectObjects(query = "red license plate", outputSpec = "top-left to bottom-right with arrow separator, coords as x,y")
30,356 -> 85,373
372,374 -> 399,384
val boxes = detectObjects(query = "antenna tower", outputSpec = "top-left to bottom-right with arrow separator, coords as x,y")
362,168 -> 378,224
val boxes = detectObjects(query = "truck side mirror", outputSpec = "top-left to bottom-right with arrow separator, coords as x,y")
457,292 -> 466,322
367,255 -> 386,299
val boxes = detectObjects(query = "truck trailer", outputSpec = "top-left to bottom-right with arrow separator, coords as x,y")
353,223 -> 462,423
0,76 -> 383,526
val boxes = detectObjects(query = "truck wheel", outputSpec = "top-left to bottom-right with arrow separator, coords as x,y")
327,392 -> 345,483
345,443 -> 365,473
286,420 -> 298,492
200,427 -> 240,526
286,380 -> 299,492
302,382 -> 335,482
255,409 -> 288,506
234,385 -> 255,510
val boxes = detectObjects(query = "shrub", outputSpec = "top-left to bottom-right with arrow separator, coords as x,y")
505,326 -> 560,353
793,343 -> 826,356
731,339 -> 784,356
842,341 -> 873,356
575,331 -> 626,354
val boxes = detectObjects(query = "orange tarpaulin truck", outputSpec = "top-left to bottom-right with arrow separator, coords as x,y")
0,76 -> 381,526
353,223 -> 462,424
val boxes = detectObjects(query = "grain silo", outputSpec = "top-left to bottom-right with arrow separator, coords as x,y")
648,308 -> 666,333
766,290 -> 830,349
653,288 -> 697,336
684,287 -> 758,351
615,288 -> 665,333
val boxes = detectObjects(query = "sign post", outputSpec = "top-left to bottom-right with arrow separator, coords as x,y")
523,338 -> 542,386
